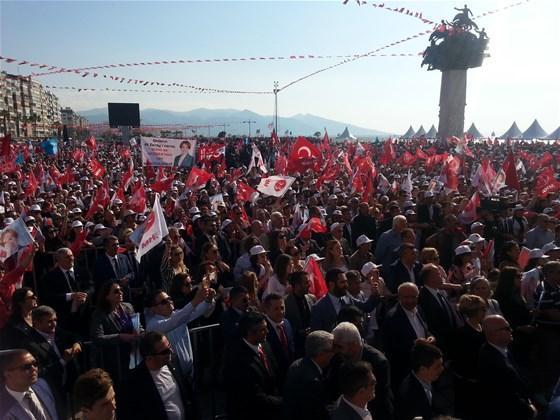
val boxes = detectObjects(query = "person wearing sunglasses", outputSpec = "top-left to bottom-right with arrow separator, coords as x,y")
0,348 -> 60,420
121,332 -> 190,420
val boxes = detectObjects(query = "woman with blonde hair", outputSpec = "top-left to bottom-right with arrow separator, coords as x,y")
160,241 -> 187,293
322,239 -> 349,272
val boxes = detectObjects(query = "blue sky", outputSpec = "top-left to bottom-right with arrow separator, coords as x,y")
1,0 -> 558,134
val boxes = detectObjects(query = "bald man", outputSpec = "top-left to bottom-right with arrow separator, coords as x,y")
477,315 -> 536,420
381,282 -> 432,389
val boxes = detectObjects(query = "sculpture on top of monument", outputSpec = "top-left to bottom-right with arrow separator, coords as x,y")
421,5 -> 488,71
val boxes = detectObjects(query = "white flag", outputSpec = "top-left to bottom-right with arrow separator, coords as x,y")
401,170 -> 413,194
130,193 -> 169,262
491,169 -> 507,194
0,217 -> 35,262
247,144 -> 268,174
256,176 -> 295,198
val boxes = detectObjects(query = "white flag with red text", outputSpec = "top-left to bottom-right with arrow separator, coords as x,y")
256,176 -> 295,197
129,193 -> 168,262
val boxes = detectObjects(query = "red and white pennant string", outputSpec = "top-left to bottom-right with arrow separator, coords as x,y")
343,0 -> 435,25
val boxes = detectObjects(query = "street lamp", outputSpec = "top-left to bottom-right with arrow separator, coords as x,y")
273,81 -> 279,135
242,120 -> 256,138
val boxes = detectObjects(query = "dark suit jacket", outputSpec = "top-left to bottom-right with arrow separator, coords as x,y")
266,318 -> 295,385
418,287 -> 456,353
477,343 -> 534,420
221,307 -> 244,347
285,293 -> 316,357
93,253 -> 135,290
380,304 -> 430,389
0,378 -> 59,420
326,344 -> 394,420
385,260 -> 423,293
283,357 -> 329,420
224,339 -> 282,420
329,397 -> 364,420
351,214 -> 377,247
310,294 -> 380,333
121,361 -> 191,420
395,373 -> 433,420
40,266 -> 93,332
417,204 -> 442,226
0,317 -> 33,349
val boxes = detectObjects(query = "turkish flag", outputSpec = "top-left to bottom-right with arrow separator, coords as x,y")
401,151 -> 417,167
86,135 -> 97,151
322,131 -> 331,155
416,148 -> 428,160
503,152 -> 520,190
151,173 -> 174,194
185,167 -> 213,191
459,192 -> 480,224
236,181 -> 258,203
316,157 -> 340,188
72,149 -> 85,162
86,181 -> 110,219
120,148 -> 131,160
287,137 -> 322,173
0,134 -> 12,157
271,130 -> 280,147
379,138 -> 396,165
298,217 -> 328,240
535,167 -> 560,198
25,171 -> 39,196
274,153 -> 288,175
89,158 -> 106,178
128,182 -> 147,213
304,257 -> 327,299
0,157 -> 17,174
69,229 -> 88,257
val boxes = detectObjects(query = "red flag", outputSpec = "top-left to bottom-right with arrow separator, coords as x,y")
0,134 -> 12,157
535,167 -> 560,198
401,151 -> 417,167
316,157 -> 340,189
144,163 -> 156,180
271,130 -> 280,147
298,217 -> 327,240
151,173 -> 175,194
86,135 -> 97,151
287,137 -> 322,173
89,158 -> 106,178
342,152 -> 353,174
69,229 -> 88,257
379,138 -> 396,165
304,257 -> 327,299
236,181 -> 258,203
72,149 -> 85,162
416,148 -> 428,160
459,192 -> 480,224
274,154 -> 288,175
128,182 -> 147,213
25,171 -> 39,196
518,247 -> 531,271
503,152 -> 520,190
540,152 -> 554,168
322,131 -> 331,155
120,148 -> 131,160
0,157 -> 17,174
185,167 -> 213,190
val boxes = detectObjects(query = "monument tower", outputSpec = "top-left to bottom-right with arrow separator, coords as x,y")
421,5 -> 489,142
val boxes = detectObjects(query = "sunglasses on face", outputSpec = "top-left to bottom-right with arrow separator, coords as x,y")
10,361 -> 38,371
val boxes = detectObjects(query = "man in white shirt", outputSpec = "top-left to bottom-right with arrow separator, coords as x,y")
0,348 -> 59,420
329,360 -> 376,420
123,331 -> 190,420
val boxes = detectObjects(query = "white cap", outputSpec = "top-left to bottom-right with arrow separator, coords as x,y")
221,219 -> 233,230
173,222 -> 185,230
329,194 -> 338,200
71,220 -> 83,228
528,248 -> 548,260
471,221 -> 485,230
71,208 -> 82,214
306,253 -> 325,263
30,204 -> 41,212
113,199 -> 123,205
192,214 -> 202,222
189,207 -> 201,215
24,216 -> 35,223
250,245 -> 267,256
356,234 -> 373,247
467,233 -> 485,244
543,208 -> 554,215
94,223 -> 110,231
333,210 -> 342,216
3,217 -> 14,226
137,215 -> 147,223
542,242 -> 560,255
405,209 -> 416,216
361,261 -> 382,277
455,245 -> 472,256
85,222 -> 95,229
330,222 -> 343,232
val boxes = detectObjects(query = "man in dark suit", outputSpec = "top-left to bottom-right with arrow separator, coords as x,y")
24,305 -> 82,418
40,247 -> 91,334
0,349 -> 60,420
283,330 -> 335,420
224,311 -> 282,420
220,285 -> 250,347
416,191 -> 442,246
311,269 -> 381,333
477,315 -> 536,420
263,293 -> 295,386
122,331 -> 192,420
417,263 -> 458,354
329,361 -> 377,420
94,235 -> 135,299
395,340 -> 444,420
351,202 -> 377,247
328,322 -> 394,420
385,242 -> 423,293
285,271 -> 316,358
380,282 -> 432,389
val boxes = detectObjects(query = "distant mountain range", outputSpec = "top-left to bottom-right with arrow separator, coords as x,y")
77,107 -> 391,138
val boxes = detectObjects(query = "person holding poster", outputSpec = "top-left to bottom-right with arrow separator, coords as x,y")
173,141 -> 195,169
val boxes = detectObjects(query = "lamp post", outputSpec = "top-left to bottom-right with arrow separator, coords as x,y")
273,81 -> 279,134
242,120 -> 256,137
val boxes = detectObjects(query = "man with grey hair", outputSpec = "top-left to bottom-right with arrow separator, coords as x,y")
40,247 -> 90,333
375,215 -> 408,267
24,305 -> 82,418
329,322 -> 394,420
283,331 -> 335,420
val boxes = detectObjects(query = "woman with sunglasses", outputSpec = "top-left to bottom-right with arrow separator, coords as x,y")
160,242 -> 188,294
90,282 -> 142,383
0,287 -> 38,349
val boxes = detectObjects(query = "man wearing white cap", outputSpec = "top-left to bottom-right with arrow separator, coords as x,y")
349,235 -> 375,271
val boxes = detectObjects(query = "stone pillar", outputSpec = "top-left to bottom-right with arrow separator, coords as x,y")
438,69 -> 467,142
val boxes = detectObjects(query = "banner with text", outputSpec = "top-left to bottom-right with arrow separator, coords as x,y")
141,137 -> 197,168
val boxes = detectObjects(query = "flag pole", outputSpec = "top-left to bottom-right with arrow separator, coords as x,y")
273,81 -> 279,136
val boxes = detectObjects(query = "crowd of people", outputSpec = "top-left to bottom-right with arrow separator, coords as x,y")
1,132 -> 560,420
